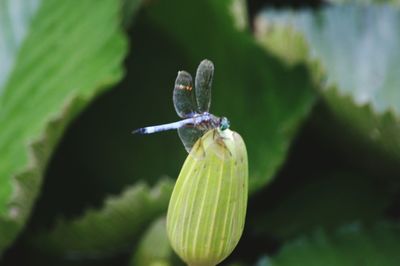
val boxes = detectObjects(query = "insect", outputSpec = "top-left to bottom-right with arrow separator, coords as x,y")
132,59 -> 230,153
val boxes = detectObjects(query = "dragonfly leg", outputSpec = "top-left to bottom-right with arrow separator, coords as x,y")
215,130 -> 233,157
190,137 -> 206,160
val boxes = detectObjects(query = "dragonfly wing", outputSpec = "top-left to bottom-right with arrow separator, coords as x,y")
178,126 -> 207,153
195,59 -> 214,113
173,70 -> 198,118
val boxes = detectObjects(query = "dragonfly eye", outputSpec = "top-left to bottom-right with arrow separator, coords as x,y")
219,117 -> 230,131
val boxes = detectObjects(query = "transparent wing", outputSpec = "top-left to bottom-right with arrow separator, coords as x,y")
178,126 -> 207,153
195,59 -> 214,113
181,128 -> 232,160
173,70 -> 198,118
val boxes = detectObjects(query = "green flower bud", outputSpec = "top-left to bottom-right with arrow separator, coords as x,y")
167,129 -> 248,266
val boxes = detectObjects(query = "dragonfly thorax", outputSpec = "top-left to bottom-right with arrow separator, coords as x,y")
192,113 -> 230,132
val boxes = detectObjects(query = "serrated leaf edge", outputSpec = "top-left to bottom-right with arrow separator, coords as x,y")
255,7 -> 400,123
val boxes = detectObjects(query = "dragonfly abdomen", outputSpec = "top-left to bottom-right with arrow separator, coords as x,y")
133,120 -> 187,134
133,113 -> 221,135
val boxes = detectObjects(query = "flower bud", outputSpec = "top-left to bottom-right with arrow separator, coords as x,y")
167,129 -> 248,266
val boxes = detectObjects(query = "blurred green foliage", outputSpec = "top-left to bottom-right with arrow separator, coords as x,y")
1,0 -> 400,265
258,223 -> 400,266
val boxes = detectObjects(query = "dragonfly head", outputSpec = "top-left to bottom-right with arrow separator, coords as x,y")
219,117 -> 230,131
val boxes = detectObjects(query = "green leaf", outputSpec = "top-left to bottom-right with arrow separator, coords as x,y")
0,0 -> 128,252
144,0 -> 316,192
255,4 -> 400,170
250,172 -> 398,240
263,223 -> 400,266
327,0 -> 400,4
29,20 -> 191,226
121,0 -> 142,27
130,216 -> 178,266
0,0 -> 40,89
29,179 -> 173,257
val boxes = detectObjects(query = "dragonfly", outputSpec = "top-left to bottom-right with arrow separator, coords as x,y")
132,59 -> 230,153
